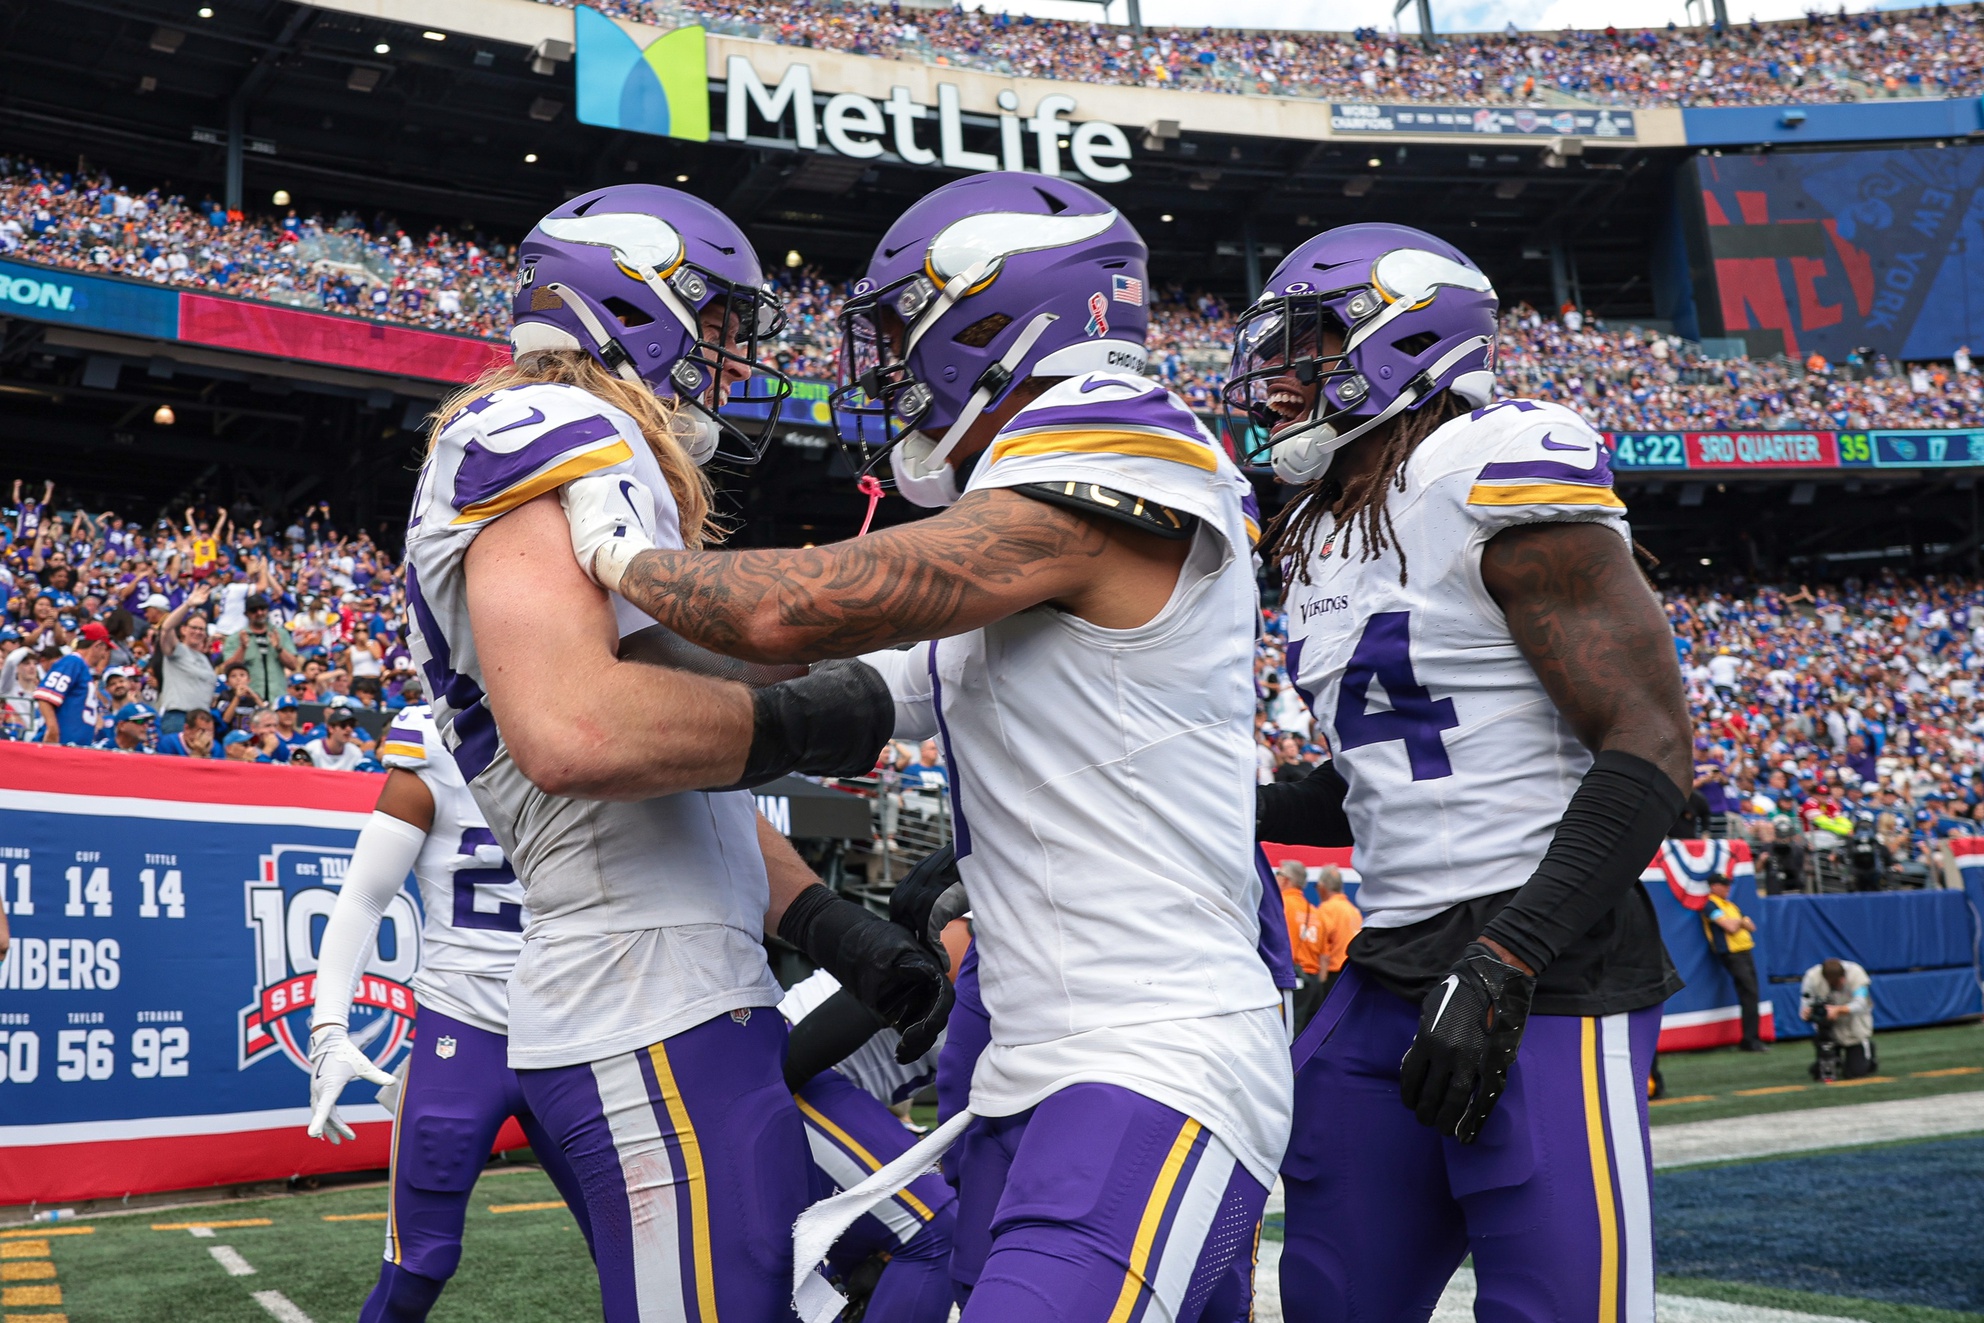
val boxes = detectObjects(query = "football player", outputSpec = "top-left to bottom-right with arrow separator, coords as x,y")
1230,224 -> 1690,1321
401,185 -> 950,1323
305,705 -> 592,1323
561,172 -> 1290,1323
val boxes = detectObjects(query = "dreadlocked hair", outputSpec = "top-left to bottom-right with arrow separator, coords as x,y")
1262,390 -> 1473,588
428,349 -> 725,548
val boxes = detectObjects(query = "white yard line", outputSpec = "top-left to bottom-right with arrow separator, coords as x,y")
208,1244 -> 256,1277
1256,1248 -> 1865,1322
188,1226 -> 215,1239
1652,1092 -> 1984,1168
252,1289 -> 317,1323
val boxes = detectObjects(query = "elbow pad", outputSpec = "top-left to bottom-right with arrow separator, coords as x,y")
1479,750 -> 1685,978
309,812 -> 425,1031
1256,762 -> 1354,847
713,658 -> 895,791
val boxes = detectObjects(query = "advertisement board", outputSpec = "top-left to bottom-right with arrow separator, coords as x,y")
0,748 -> 402,1205
0,258 -> 179,341
1329,103 -> 1636,139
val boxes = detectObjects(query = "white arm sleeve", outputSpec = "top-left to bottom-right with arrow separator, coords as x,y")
859,643 -> 938,742
309,812 -> 427,1032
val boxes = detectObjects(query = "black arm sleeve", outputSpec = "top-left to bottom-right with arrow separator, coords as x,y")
1479,750 -> 1686,977
781,988 -> 887,1092
1256,761 -> 1354,847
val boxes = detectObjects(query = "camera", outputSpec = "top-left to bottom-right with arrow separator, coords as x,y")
1806,994 -> 1841,1083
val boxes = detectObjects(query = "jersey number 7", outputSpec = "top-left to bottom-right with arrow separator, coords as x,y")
1334,611 -> 1458,781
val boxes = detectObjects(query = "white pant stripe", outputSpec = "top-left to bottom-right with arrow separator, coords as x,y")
1600,1014 -> 1655,1323
1145,1128 -> 1240,1323
592,1052 -> 687,1323
802,1124 -> 924,1246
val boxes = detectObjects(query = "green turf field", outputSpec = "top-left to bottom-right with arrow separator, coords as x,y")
11,1167 -> 598,1323
1651,1020 -> 1984,1125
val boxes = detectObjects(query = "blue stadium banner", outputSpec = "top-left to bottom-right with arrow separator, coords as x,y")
0,746 -> 399,1205
0,257 -> 181,340
1329,103 -> 1637,138
1857,429 -> 1984,468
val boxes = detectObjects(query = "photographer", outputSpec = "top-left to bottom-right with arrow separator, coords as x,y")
1800,957 -> 1876,1081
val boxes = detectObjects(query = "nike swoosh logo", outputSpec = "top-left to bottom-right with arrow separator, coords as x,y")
883,243 -> 911,259
617,480 -> 641,518
1428,974 -> 1460,1030
1539,432 -> 1586,452
1077,374 -> 1146,395
489,408 -> 546,435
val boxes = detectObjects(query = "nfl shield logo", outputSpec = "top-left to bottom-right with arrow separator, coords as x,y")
435,1036 -> 458,1060
730,1009 -> 752,1026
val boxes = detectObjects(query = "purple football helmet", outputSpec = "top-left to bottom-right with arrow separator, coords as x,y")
1223,223 -> 1498,484
831,172 -> 1150,507
510,184 -> 790,464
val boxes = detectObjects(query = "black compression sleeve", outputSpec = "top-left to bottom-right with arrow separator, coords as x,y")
1256,761 -> 1354,846
1478,750 -> 1686,977
782,988 -> 887,1092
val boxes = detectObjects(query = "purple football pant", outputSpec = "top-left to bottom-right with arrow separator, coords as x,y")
951,1082 -> 1268,1323
519,1008 -> 811,1323
798,1069 -> 958,1323
361,1008 -> 592,1323
1280,966 -> 1661,1323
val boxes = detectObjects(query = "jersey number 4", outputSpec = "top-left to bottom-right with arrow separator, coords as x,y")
454,827 -> 524,932
1334,612 -> 1459,781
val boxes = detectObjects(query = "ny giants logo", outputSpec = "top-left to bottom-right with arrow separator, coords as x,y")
238,844 -> 422,1074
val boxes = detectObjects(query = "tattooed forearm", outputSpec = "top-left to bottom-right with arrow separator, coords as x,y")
1481,521 -> 1692,791
615,488 -> 1112,663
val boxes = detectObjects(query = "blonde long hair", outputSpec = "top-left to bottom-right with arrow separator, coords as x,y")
431,349 -> 720,547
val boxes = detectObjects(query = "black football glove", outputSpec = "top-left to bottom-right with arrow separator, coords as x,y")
887,845 -> 969,969
1397,942 -> 1536,1144
779,884 -> 955,1064
710,658 -> 894,792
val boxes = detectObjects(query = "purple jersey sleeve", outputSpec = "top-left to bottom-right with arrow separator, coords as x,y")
1254,847 -> 1298,991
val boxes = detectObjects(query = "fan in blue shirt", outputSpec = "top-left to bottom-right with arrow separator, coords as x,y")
33,625 -> 110,746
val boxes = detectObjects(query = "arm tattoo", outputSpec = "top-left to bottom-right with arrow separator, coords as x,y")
1481,522 -> 1692,791
616,488 -> 1112,663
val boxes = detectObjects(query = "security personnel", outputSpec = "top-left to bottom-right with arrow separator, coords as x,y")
1278,860 -> 1325,1032
1704,872 -> 1766,1051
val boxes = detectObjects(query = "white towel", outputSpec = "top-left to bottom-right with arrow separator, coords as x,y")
791,1108 -> 977,1323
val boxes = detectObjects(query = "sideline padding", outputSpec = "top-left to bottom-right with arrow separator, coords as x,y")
0,744 -> 520,1205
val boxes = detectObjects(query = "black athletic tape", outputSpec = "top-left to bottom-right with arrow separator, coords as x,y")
1013,482 -> 1197,541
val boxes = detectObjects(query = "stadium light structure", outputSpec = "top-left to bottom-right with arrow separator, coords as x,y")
1054,0 -> 1143,34
1393,0 -> 1437,49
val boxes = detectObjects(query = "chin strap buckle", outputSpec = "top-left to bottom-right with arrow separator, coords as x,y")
973,362 -> 1013,399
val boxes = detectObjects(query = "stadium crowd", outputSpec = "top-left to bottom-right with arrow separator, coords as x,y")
0,481 -> 415,769
1255,574 -> 1984,887
12,156 -> 1984,434
549,0 -> 1984,107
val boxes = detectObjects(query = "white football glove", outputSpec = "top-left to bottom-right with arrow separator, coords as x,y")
561,472 -> 657,596
307,1025 -> 395,1144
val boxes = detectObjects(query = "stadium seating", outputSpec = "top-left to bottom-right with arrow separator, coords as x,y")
552,0 -> 1984,108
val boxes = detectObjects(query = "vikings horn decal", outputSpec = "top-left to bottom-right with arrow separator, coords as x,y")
538,213 -> 686,278
926,209 -> 1120,288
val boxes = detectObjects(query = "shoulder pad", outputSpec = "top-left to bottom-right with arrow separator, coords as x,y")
1448,399 -> 1623,521
436,383 -> 642,528
378,704 -> 439,772
1014,480 -> 1197,540
988,373 -> 1221,475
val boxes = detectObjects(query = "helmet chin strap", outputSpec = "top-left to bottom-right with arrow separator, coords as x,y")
549,283 -> 648,387
915,311 -> 1060,477
902,260 -> 995,361
1270,335 -> 1490,485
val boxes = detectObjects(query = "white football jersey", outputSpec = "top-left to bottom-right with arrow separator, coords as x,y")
864,373 -> 1291,1188
778,969 -> 939,1106
1284,398 -> 1630,930
378,706 -> 523,1035
402,381 -> 778,1069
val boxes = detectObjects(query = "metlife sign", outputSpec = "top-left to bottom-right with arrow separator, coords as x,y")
574,6 -> 1136,183
0,258 -> 179,340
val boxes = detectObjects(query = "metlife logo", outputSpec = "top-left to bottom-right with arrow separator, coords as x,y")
572,6 -> 1135,183
0,270 -> 77,313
